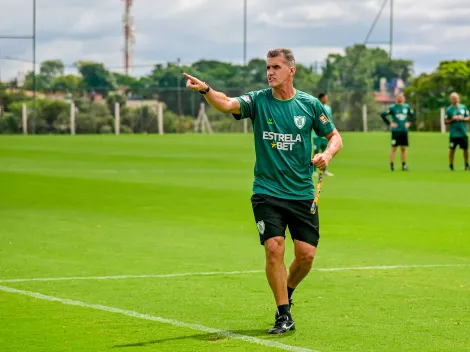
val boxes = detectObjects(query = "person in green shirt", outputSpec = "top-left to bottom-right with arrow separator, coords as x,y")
380,92 -> 415,171
445,92 -> 470,171
312,93 -> 334,176
183,48 -> 343,334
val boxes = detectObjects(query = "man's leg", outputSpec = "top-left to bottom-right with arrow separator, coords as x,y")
287,240 -> 317,291
390,146 -> 397,171
400,146 -> 408,171
264,237 -> 288,307
464,149 -> 469,170
449,149 -> 455,171
264,236 -> 295,334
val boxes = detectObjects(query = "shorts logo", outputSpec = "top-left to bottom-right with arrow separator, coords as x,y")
392,139 -> 396,145
294,116 -> 306,129
256,220 -> 265,235
319,114 -> 328,124
241,95 -> 251,103
450,142 -> 454,148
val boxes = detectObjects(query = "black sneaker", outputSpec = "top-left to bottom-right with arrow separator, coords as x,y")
275,299 -> 293,320
465,165 -> 470,171
268,313 -> 295,334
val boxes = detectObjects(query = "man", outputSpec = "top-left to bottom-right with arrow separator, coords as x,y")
313,93 -> 334,176
445,92 -> 470,171
380,92 -> 415,171
183,48 -> 343,334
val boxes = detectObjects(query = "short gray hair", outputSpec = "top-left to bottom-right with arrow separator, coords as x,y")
267,48 -> 296,67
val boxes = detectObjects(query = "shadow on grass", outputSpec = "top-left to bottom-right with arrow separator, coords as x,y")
112,328 -> 296,348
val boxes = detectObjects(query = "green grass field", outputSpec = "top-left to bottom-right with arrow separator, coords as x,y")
1,132 -> 469,352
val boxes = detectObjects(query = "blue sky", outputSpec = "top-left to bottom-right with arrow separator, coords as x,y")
1,0 -> 469,80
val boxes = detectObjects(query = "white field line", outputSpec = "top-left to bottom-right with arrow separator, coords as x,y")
0,264 -> 468,284
0,285 -> 319,352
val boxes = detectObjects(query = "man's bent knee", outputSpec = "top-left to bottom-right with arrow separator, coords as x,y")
296,251 -> 315,269
264,237 -> 285,263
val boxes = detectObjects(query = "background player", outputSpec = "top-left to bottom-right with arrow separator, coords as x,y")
380,92 -> 415,171
445,92 -> 470,171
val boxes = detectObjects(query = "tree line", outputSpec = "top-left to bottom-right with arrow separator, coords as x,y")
1,44 -> 469,134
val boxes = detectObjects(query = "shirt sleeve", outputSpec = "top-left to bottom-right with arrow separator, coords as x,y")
464,105 -> 469,117
233,91 -> 257,120
312,99 -> 335,137
381,108 -> 391,118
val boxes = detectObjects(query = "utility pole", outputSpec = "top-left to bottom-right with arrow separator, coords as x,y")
123,0 -> 135,76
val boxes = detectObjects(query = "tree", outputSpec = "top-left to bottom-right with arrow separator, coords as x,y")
40,60 -> 65,80
76,61 -> 117,97
50,74 -> 82,94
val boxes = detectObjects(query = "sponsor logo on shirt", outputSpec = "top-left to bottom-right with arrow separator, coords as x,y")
319,114 -> 329,124
397,113 -> 407,121
263,131 -> 302,151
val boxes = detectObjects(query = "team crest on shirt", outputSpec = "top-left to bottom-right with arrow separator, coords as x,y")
256,220 -> 265,235
403,108 -> 408,114
319,114 -> 328,124
294,116 -> 306,129
461,109 -> 465,114
241,95 -> 251,103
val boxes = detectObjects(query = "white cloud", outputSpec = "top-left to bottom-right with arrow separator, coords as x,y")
1,0 -> 470,80
290,46 -> 346,64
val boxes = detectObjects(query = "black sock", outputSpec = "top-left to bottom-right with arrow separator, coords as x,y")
450,164 -> 454,170
277,304 -> 290,317
390,163 -> 394,170
287,286 -> 295,300
402,162 -> 406,167
466,162 -> 469,167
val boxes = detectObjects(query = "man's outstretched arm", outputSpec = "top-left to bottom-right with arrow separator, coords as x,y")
183,73 -> 241,115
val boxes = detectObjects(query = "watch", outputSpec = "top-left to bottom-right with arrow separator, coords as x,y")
199,83 -> 211,95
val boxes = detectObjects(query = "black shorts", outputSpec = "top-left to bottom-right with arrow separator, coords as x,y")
391,131 -> 408,147
449,136 -> 468,150
251,193 -> 320,247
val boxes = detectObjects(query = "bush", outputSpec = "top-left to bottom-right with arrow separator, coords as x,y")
0,112 -> 21,134
99,125 -> 113,134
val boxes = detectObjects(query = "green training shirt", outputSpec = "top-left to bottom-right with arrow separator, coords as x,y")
381,103 -> 415,132
234,88 -> 335,200
446,104 -> 469,138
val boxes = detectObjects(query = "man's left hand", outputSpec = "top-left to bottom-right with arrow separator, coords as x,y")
405,122 -> 411,128
311,152 -> 332,169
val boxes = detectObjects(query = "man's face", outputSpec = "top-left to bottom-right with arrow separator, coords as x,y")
320,95 -> 328,105
450,94 -> 459,105
396,93 -> 405,104
266,56 -> 295,88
